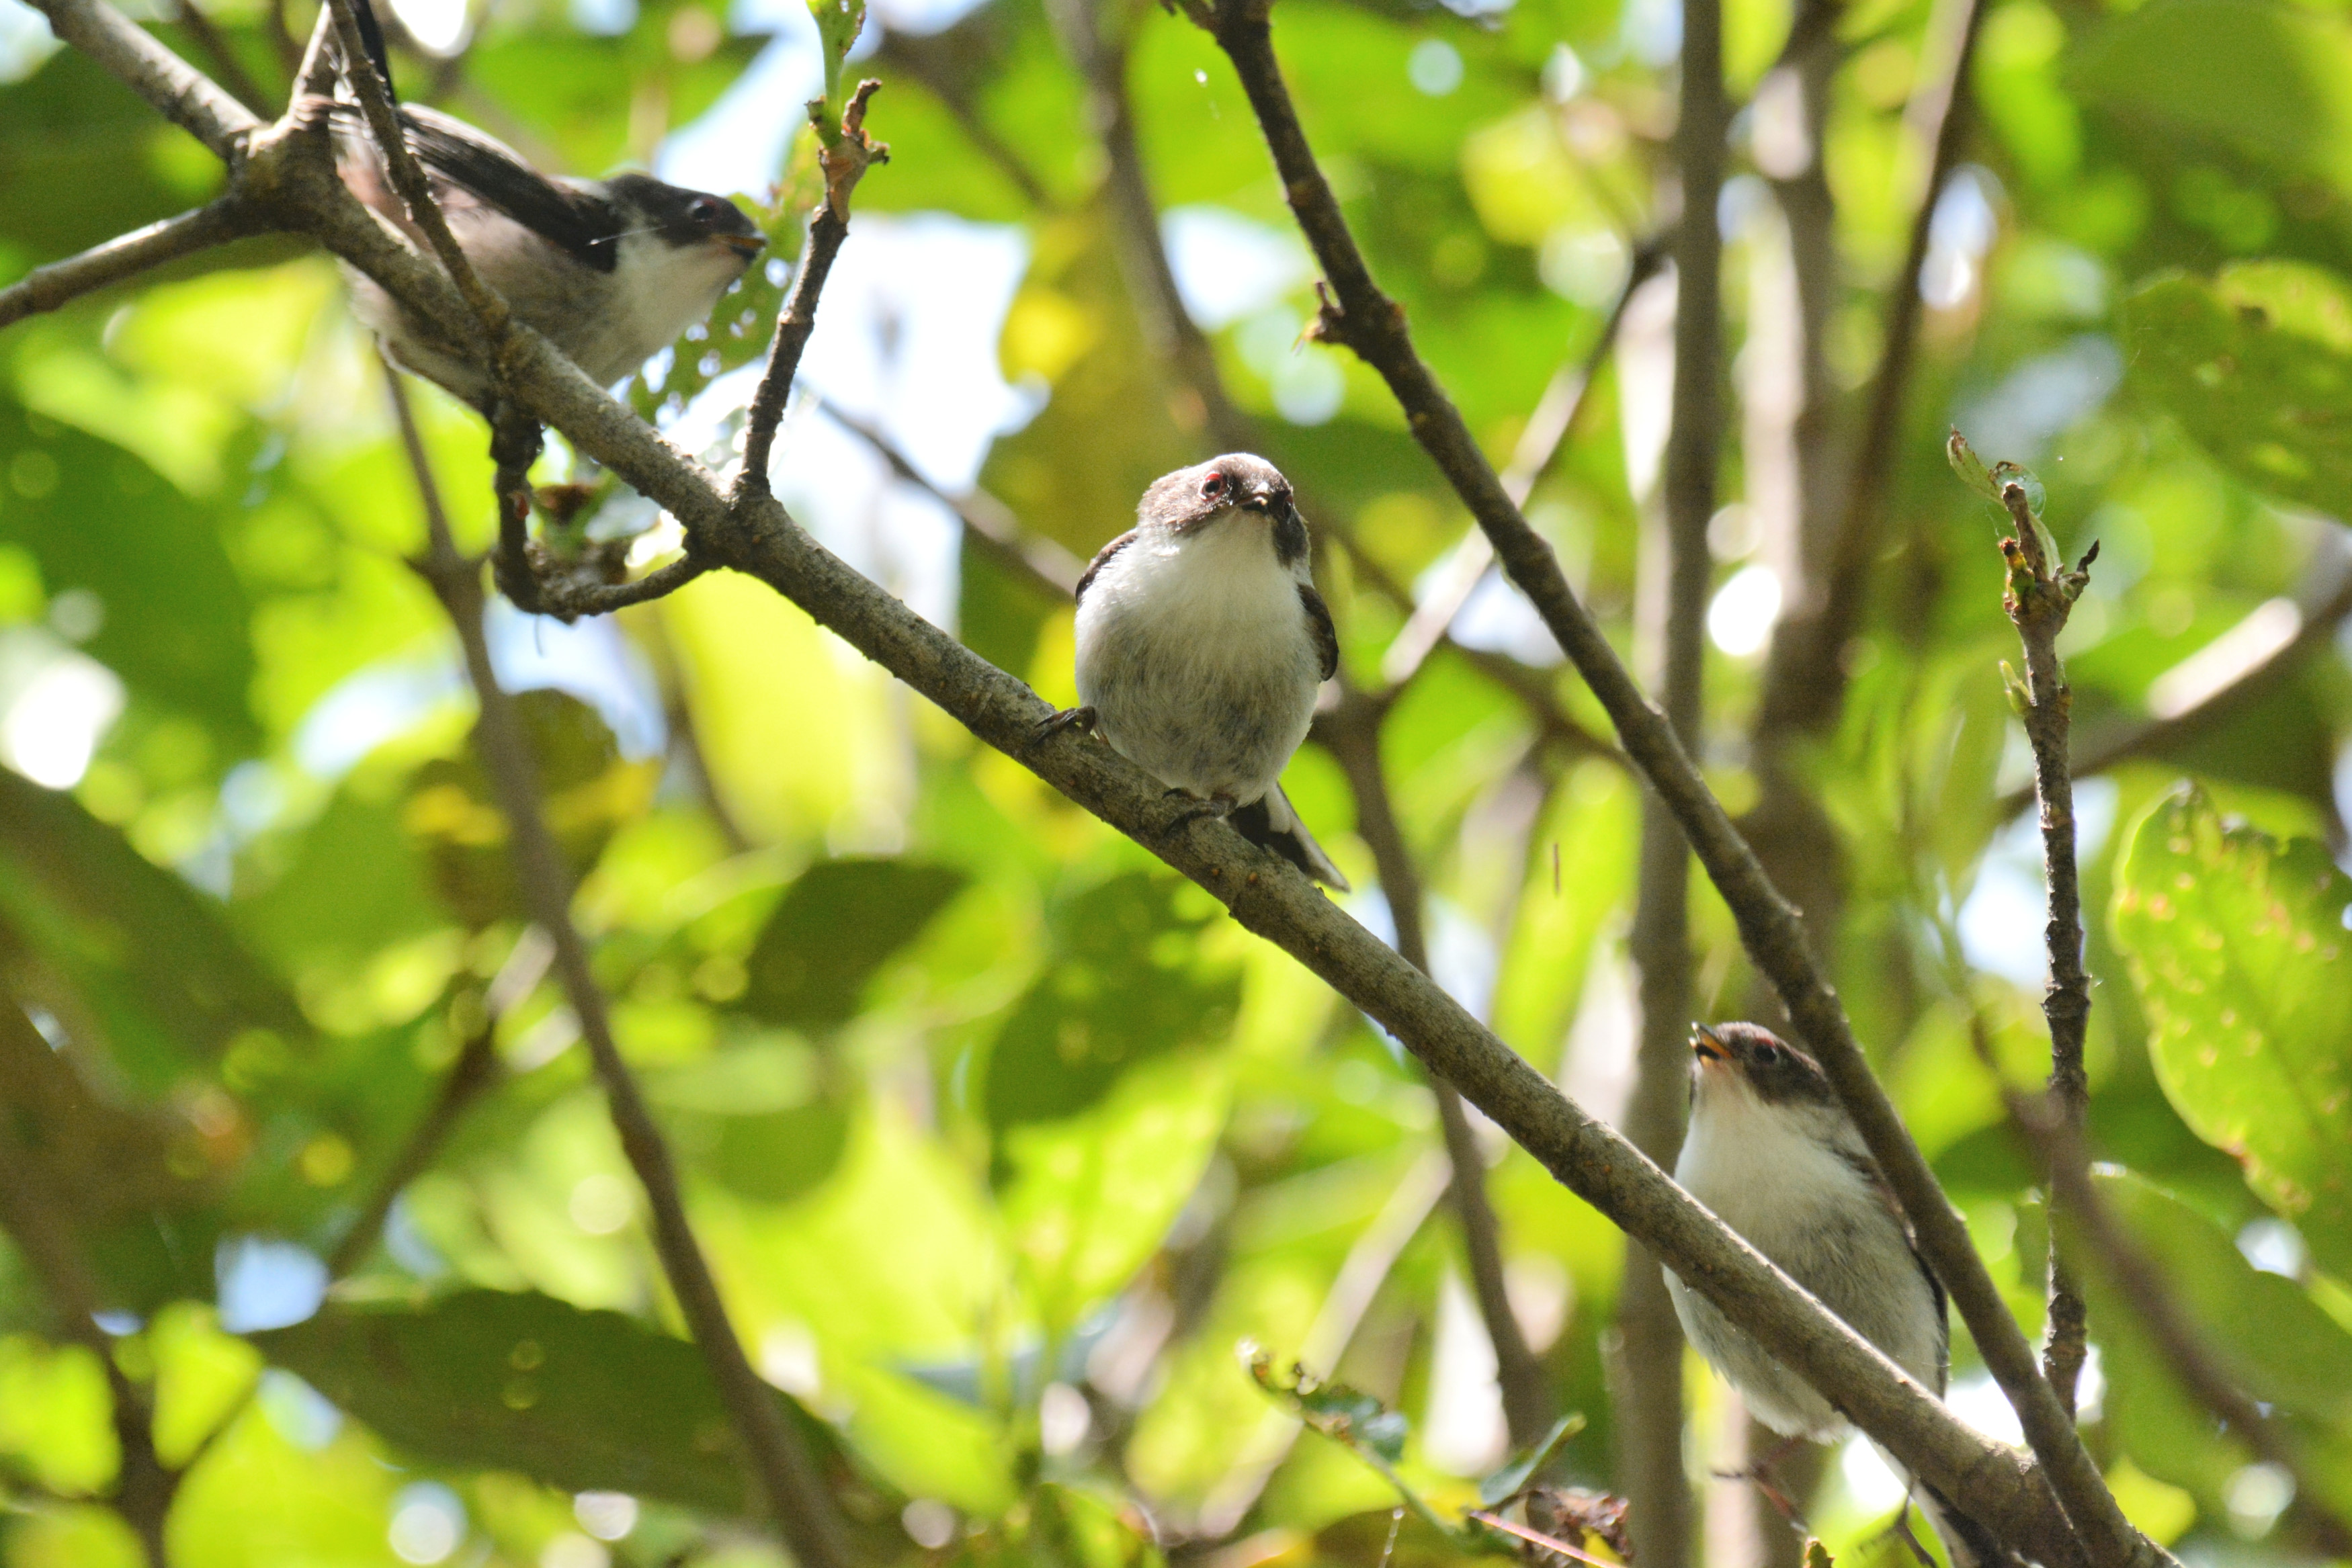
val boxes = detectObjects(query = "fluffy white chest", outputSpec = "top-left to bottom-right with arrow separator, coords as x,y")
1074,521 -> 1320,802
1676,1086 -> 1872,1252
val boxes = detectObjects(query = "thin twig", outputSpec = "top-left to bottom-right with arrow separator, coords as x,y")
1964,1020 -> 2352,1557
25,0 -> 259,157
0,1025 -> 175,1567
1994,477 -> 2097,1414
1380,238 -> 1665,689
403,435 -> 853,1568
1198,1149 -> 1452,1535
1186,9 -> 2150,1565
1317,685 -> 1554,1450
168,0 -> 274,114
821,400 -> 1084,599
36,9 -> 2107,1549
1999,561 -> 2352,818
0,198 -> 257,330
1617,0 -> 1725,1555
735,81 -> 888,500
1762,0 -> 1987,737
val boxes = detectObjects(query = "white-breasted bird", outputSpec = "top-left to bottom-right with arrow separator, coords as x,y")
1670,1021 -> 2023,1568
1040,454 -> 1349,890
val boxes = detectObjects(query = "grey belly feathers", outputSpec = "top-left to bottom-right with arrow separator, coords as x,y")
1074,530 -> 1322,806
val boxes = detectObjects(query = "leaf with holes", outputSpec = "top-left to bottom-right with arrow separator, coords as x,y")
2111,784 -> 2352,1277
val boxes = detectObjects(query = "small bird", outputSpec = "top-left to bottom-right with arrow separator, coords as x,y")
1669,1022 -> 2020,1568
323,2 -> 763,410
1042,454 -> 1349,890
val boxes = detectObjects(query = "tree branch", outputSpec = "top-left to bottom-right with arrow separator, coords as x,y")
1318,684 -> 1554,1451
1999,559 -> 2352,818
0,197 -> 258,329
821,398 -> 1085,599
1380,238 -> 1665,689
25,0 -> 259,157
736,82 -> 888,499
33,10 -> 2107,1557
1188,7 -> 2150,1565
1760,0 -> 1986,738
1992,476 -> 2096,1415
401,429 -> 854,1568
1616,0 -> 1725,1555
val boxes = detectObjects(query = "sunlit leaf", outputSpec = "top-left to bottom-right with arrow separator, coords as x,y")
2111,784 -> 2352,1277
2122,264 -> 2352,514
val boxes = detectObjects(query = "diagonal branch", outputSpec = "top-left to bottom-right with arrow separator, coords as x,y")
37,7 -> 2104,1557
1381,238 -> 1665,689
821,398 -> 1085,599
0,196 -> 259,329
26,0 -> 259,156
1186,6 -> 2152,1565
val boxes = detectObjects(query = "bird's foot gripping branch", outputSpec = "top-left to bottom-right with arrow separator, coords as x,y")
10,0 -> 2149,1564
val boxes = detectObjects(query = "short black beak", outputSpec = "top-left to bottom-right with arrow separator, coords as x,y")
1691,1025 -> 1726,1063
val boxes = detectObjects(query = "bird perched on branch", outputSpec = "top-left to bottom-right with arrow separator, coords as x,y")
1670,1021 -> 2025,1568
1040,454 -> 1350,890
321,0 -> 763,410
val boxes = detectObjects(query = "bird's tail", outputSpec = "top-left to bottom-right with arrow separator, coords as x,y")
1230,785 -> 1351,891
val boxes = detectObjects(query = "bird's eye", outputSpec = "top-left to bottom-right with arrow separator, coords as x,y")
689,195 -> 729,227
1200,472 -> 1226,499
1753,1044 -> 1781,1065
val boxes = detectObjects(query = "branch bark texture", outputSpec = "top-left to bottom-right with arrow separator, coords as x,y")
12,5 -> 2138,1561
1187,7 -> 2150,1565
1995,478 -> 2095,1415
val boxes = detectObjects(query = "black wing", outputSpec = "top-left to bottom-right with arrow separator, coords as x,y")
1075,529 -> 1136,604
396,105 -> 623,271
1299,582 -> 1339,682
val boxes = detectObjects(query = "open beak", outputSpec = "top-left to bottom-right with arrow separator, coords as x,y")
716,233 -> 766,258
1690,1025 -> 1727,1065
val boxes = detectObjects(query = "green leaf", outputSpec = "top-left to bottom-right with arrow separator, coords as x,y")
2111,784 -> 2352,1276
2063,1172 -> 2352,1518
2122,264 -> 2352,513
402,690 -> 657,931
1478,1413 -> 1587,1508
252,1290 -> 896,1525
0,395 -> 255,747
1001,1052 -> 1231,1334
0,768 -> 306,1078
982,872 -> 1239,1133
739,857 -> 968,1031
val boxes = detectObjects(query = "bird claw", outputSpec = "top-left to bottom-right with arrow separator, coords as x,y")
1029,705 -> 1097,750
1160,791 -> 1237,837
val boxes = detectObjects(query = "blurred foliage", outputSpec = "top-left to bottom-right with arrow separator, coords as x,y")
1,0 -> 2351,1560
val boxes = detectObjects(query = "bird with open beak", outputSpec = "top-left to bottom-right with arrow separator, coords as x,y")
1671,1021 -> 2021,1568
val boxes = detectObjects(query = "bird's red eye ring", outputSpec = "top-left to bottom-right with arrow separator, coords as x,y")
1753,1044 -> 1780,1065
690,195 -> 728,225
1200,472 -> 1226,498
